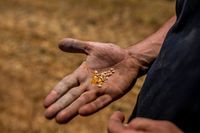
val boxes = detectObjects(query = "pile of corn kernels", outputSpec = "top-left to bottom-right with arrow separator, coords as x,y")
91,68 -> 115,88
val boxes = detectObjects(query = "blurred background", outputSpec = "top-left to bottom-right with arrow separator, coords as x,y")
0,0 -> 175,133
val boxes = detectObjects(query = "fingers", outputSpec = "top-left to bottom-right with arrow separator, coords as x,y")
79,80 -> 123,116
44,73 -> 79,108
55,90 -> 99,123
79,94 -> 112,115
107,111 -> 126,133
58,38 -> 93,54
44,85 -> 86,119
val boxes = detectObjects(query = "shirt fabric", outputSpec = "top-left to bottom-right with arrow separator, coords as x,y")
129,0 -> 200,132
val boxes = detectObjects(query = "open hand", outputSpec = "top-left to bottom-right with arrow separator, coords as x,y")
44,38 -> 142,123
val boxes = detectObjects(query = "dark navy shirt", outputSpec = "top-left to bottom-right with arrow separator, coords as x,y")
129,0 -> 200,132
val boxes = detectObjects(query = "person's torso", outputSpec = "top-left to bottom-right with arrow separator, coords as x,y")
131,0 -> 200,132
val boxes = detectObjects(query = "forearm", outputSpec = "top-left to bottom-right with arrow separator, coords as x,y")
127,16 -> 176,75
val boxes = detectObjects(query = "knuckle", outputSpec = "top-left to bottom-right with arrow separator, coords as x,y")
54,82 -> 66,95
90,102 -> 97,110
68,90 -> 78,98
81,93 -> 90,101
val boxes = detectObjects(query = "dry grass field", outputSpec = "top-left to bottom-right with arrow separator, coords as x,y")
0,0 -> 175,133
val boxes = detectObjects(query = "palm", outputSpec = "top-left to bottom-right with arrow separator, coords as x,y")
44,38 -> 140,123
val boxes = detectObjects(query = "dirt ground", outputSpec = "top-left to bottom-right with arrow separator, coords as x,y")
0,0 -> 175,133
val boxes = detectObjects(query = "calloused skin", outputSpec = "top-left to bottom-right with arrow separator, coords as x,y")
108,111 -> 184,133
44,38 -> 142,123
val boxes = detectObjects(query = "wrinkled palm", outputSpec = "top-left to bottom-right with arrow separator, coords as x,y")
44,38 -> 141,123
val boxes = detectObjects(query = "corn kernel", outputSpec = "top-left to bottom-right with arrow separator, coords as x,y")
91,68 -> 115,86
94,70 -> 98,74
97,84 -> 102,88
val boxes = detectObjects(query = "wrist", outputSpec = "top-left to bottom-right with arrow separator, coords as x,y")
126,41 -> 161,76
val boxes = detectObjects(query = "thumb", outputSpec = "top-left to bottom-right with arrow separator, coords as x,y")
109,111 -> 125,123
108,111 -> 126,133
58,38 -> 93,54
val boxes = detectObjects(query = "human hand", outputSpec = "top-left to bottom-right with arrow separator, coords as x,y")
44,38 -> 142,123
108,111 -> 184,133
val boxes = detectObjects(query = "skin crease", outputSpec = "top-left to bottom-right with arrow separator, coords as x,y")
44,16 -> 183,132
